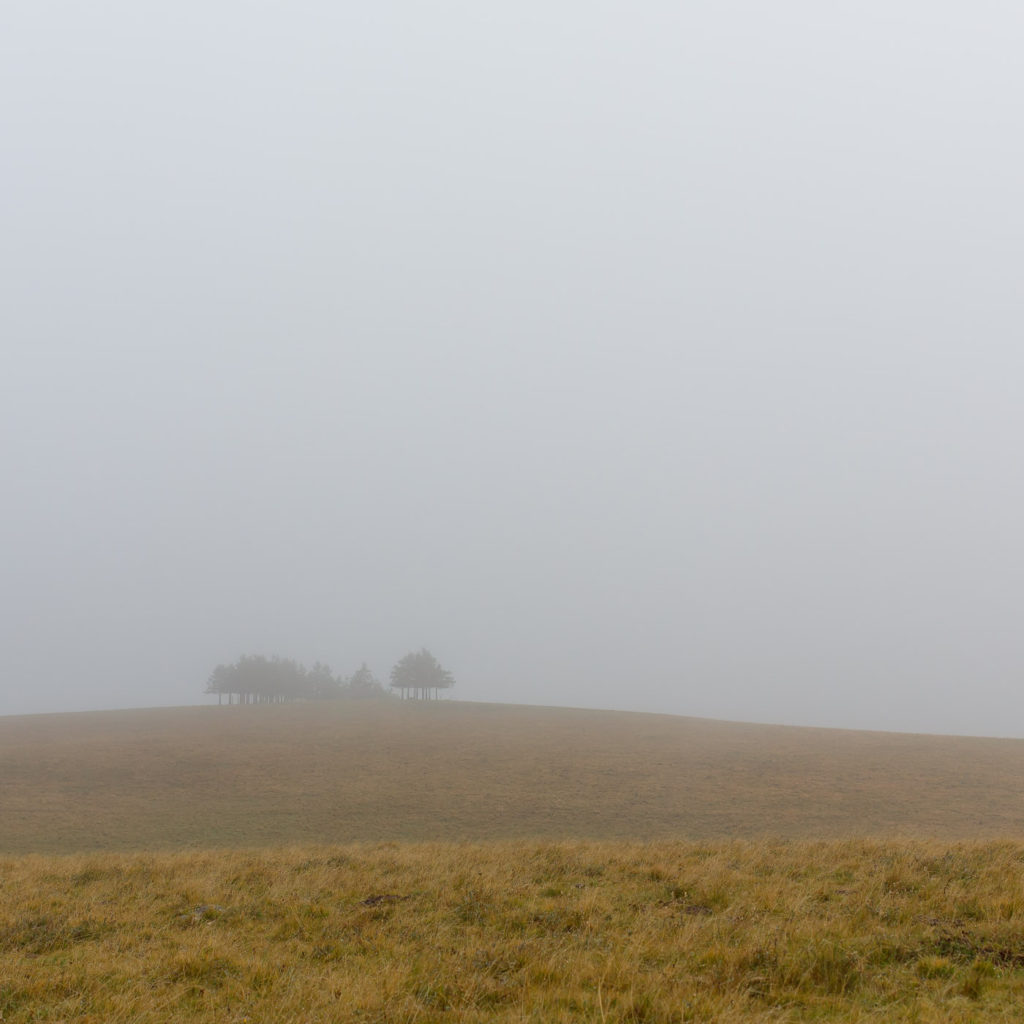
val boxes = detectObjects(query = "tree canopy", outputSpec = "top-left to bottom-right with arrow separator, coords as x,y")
348,662 -> 387,699
389,648 -> 455,700
205,655 -> 318,704
204,655 -> 377,704
206,652 -> 451,704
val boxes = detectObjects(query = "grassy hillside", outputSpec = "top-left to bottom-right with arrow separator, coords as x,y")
3,700 -> 1024,853
4,840 -> 1024,1022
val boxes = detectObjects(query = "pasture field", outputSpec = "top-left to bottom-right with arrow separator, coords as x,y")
4,839 -> 1024,1022
3,700 -> 1024,853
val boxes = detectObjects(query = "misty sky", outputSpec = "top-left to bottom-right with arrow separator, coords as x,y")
3,2 -> 1023,735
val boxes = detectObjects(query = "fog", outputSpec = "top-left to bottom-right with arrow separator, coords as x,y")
3,1 -> 1023,735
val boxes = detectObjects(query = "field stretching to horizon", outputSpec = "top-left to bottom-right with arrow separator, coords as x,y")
3,699 -> 1024,853
5,701 -> 1024,1022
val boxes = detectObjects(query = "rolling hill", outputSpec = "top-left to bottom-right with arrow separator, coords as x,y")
2,699 -> 1024,853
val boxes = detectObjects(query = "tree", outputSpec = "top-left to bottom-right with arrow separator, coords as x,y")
347,662 -> 387,699
308,661 -> 343,700
389,648 -> 455,700
205,654 -> 322,704
205,663 -> 233,705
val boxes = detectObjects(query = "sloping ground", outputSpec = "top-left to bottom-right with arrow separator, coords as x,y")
1,700 -> 1023,853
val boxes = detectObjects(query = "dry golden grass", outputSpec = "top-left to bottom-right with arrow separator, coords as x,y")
3,701 -> 1024,853
5,704 -> 1024,1020
4,840 -> 1024,1022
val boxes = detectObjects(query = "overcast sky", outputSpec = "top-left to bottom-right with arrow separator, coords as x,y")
2,1 -> 1023,735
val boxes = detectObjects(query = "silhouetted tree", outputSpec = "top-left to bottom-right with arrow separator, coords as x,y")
308,661 -> 343,700
205,663 -> 233,705
205,654 -> 322,704
347,662 -> 387,699
389,649 -> 454,700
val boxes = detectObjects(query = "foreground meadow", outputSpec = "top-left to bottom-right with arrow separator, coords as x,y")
4,840 -> 1024,1022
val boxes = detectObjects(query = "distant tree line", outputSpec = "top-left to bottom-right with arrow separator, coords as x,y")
205,649 -> 454,704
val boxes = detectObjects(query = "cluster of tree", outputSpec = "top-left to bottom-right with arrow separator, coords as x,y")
205,655 -> 387,704
206,649 -> 455,704
389,648 -> 455,700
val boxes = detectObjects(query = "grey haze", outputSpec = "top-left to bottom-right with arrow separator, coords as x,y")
2,1 -> 1023,735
